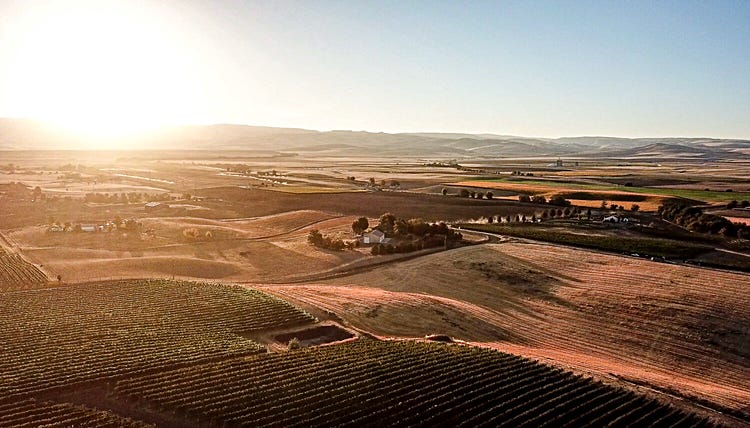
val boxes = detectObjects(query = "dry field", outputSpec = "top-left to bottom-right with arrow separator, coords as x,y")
267,242 -> 750,419
8,211 -> 368,283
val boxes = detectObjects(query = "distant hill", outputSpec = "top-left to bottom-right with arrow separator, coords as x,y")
1,118 -> 748,159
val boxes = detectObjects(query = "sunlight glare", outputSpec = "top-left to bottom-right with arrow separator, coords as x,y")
4,1 -> 200,148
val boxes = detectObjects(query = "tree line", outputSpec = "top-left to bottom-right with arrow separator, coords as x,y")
659,200 -> 750,239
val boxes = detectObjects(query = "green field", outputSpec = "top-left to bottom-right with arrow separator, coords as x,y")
460,223 -> 712,260
470,177 -> 750,203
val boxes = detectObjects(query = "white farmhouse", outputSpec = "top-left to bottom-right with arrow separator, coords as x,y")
361,229 -> 386,244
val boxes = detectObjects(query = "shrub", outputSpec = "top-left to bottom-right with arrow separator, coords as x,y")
183,228 -> 200,239
287,338 -> 301,350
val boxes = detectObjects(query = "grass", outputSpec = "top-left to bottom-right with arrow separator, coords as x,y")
458,177 -> 750,203
460,223 -> 712,259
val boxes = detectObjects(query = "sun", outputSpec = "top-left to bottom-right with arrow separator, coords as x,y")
2,1 -> 200,148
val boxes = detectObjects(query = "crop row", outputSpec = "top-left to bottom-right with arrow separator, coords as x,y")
0,280 -> 315,398
114,340 -> 714,427
0,253 -> 47,289
0,398 -> 151,428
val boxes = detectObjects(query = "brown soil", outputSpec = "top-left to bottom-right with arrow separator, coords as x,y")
287,242 -> 750,418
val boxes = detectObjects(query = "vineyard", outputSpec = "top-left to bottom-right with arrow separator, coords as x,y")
0,249 -> 47,290
0,280 -> 315,399
114,340 -> 714,427
0,398 -> 151,428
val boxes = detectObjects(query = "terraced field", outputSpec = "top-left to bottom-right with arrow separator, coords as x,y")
113,340 -> 713,427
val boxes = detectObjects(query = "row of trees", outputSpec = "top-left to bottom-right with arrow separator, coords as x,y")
372,213 -> 461,240
726,200 -> 750,209
487,206 -> 589,224
46,215 -> 143,234
84,192 -> 174,204
450,189 -> 494,199
659,200 -> 750,238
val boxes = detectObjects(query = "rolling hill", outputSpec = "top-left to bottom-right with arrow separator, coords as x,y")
1,118 -> 748,159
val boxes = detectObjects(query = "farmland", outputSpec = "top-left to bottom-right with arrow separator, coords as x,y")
1,148 -> 749,426
112,340 -> 710,427
0,280 -> 314,399
301,242 -> 750,420
0,248 -> 47,289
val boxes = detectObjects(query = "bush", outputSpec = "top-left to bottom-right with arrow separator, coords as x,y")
287,338 -> 301,350
518,195 -> 531,203
183,228 -> 200,239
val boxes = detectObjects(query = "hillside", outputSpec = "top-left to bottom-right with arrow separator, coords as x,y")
2,118 -> 748,159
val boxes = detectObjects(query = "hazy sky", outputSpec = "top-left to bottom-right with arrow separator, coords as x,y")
0,0 -> 748,138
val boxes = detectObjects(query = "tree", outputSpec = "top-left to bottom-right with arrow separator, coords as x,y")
487,216 -> 494,223
442,188 -> 448,196
352,217 -> 369,235
630,204 -> 640,212
378,213 -> 396,235
459,189 -> 470,198
394,219 -> 409,236
549,195 -> 570,206
32,186 -> 42,200
368,177 -> 375,186
476,192 -> 484,199
518,195 -> 531,203
486,191 -> 493,200
727,200 -> 738,209
307,229 -> 324,246
531,195 -> 547,204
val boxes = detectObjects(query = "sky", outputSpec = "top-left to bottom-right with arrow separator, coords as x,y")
0,0 -> 748,139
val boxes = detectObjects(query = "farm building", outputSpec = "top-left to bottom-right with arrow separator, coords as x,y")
361,230 -> 387,244
144,202 -> 166,212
